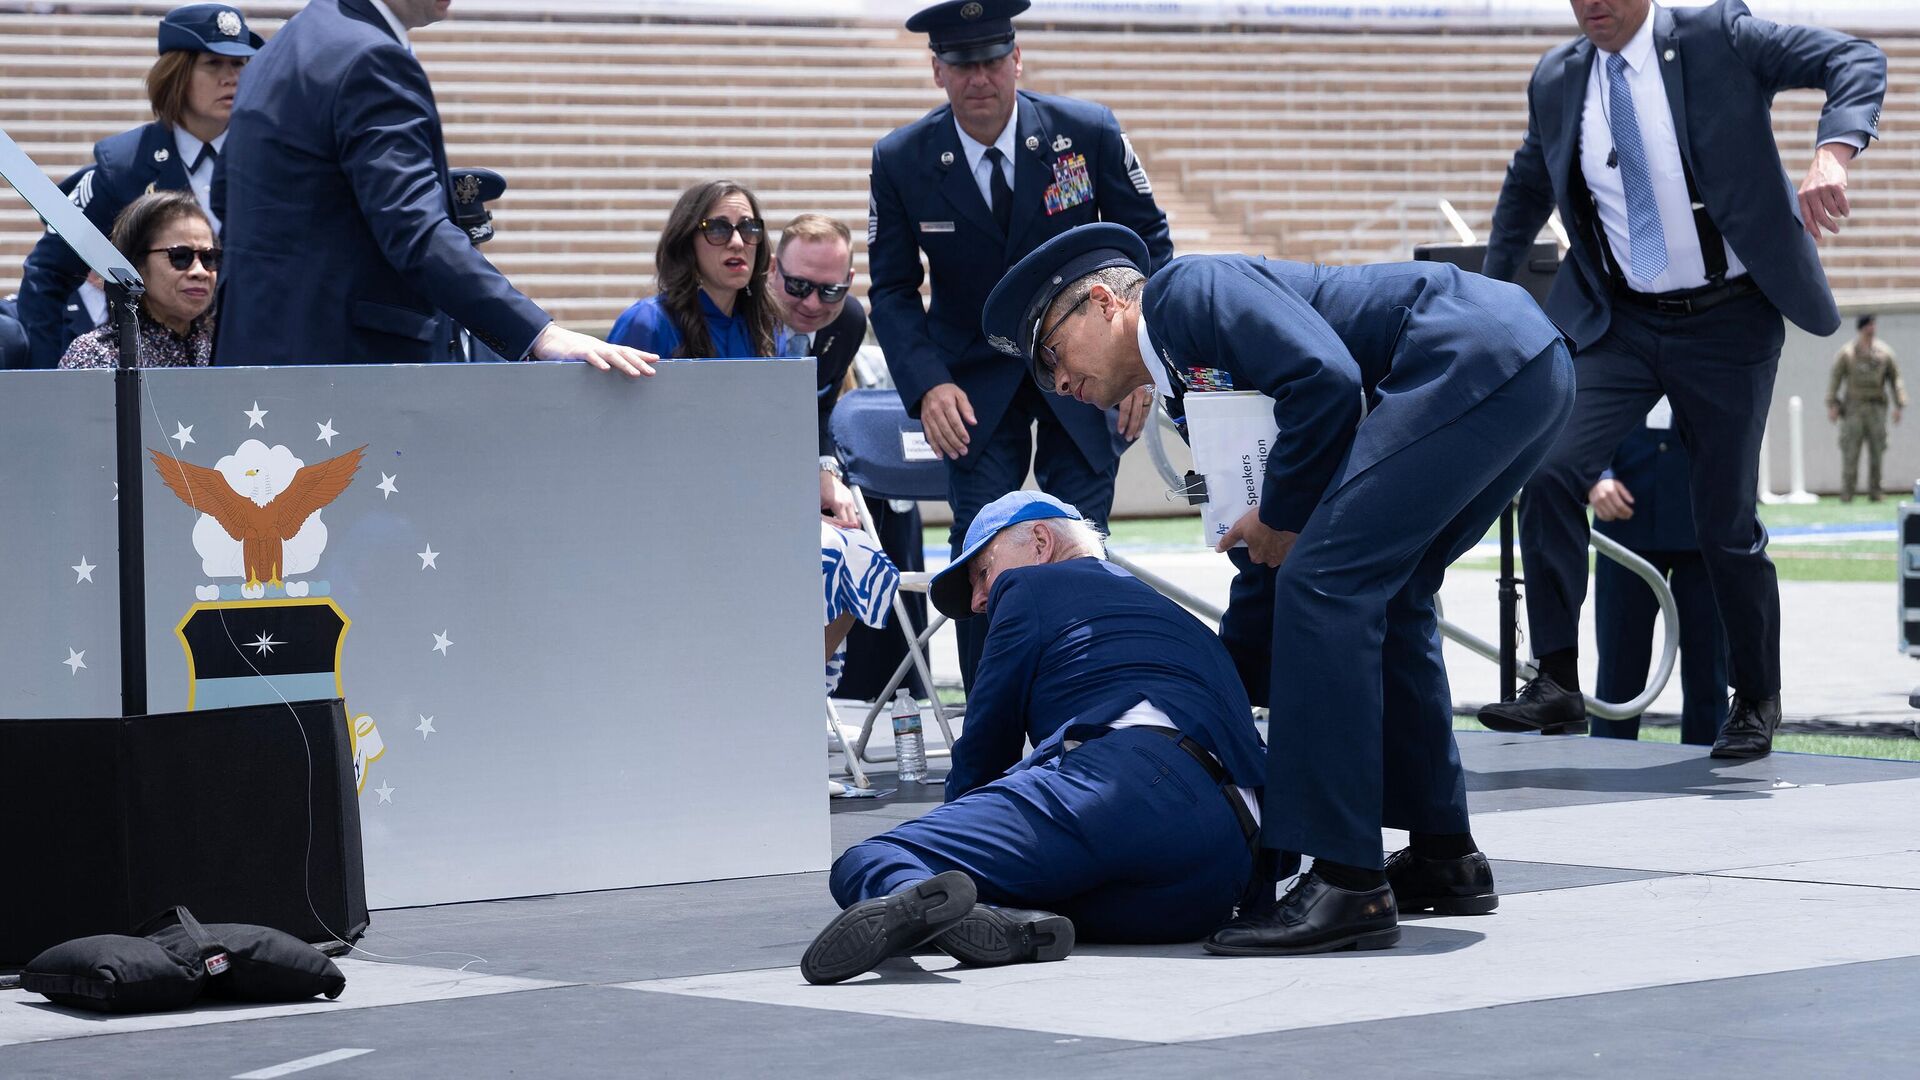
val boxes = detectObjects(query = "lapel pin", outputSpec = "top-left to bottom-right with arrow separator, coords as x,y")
1052,134 -> 1072,152
1663,48 -> 1675,61
939,150 -> 954,166
154,148 -> 170,163
1025,135 -> 1039,151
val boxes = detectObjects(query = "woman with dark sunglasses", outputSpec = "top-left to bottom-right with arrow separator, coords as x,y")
60,191 -> 219,370
608,180 -> 780,358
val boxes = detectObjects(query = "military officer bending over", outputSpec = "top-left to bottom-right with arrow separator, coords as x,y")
983,224 -> 1576,955
802,491 -> 1265,985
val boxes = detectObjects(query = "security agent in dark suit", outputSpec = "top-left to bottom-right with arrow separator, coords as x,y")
212,0 -> 652,377
1478,0 -> 1885,760
868,0 -> 1173,689
14,4 -> 258,370
805,492 -> 1264,985
985,223 -> 1576,955
1590,405 -> 1729,746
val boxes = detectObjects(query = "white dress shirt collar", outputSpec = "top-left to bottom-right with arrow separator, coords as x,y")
367,0 -> 412,50
1602,7 -> 1657,75
1137,312 -> 1175,400
954,109 -> 1018,206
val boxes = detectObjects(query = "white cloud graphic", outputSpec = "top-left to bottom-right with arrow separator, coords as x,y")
189,439 -> 330,579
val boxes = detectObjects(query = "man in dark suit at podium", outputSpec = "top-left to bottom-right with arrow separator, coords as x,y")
867,0 -> 1173,688
213,0 -> 651,376
1479,0 -> 1885,760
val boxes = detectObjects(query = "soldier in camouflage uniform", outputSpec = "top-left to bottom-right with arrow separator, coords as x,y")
1827,314 -> 1906,502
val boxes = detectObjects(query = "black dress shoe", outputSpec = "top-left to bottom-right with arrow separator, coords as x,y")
1203,870 -> 1398,956
936,905 -> 1075,967
801,870 -> 977,985
1385,848 -> 1499,915
1711,693 -> 1782,760
1477,674 -> 1587,735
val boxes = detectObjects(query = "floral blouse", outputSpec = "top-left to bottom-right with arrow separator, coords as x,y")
59,308 -> 215,369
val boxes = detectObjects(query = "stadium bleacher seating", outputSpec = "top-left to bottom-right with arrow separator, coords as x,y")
2,3 -> 1912,335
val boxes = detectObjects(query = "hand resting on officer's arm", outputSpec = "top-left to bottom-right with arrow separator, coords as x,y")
920,381 -> 977,459
530,323 -> 658,378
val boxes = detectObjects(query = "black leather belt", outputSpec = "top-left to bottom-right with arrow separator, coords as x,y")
1614,274 -> 1760,317
1136,726 -> 1260,851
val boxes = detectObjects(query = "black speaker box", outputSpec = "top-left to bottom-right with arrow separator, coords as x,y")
1414,240 -> 1561,310
0,698 -> 368,968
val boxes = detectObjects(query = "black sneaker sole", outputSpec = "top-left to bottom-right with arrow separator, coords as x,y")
801,870 -> 977,985
1202,924 -> 1400,956
1395,892 -> 1500,916
937,907 -> 1075,967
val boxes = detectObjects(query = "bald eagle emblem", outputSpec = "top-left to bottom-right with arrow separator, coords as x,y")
454,173 -> 482,205
151,443 -> 366,591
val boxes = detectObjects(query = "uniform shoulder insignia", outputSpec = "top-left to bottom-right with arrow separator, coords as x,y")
867,189 -> 879,246
1120,132 -> 1152,197
68,169 -> 96,211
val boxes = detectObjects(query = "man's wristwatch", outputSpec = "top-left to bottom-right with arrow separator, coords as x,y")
818,456 -> 844,480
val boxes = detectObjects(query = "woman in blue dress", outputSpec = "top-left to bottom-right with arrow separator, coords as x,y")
614,181 -> 898,695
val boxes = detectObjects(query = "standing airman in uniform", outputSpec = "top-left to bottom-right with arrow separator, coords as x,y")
1827,314 -> 1905,502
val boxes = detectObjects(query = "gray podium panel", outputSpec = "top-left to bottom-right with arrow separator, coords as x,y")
5,360 -> 827,907
0,370 -> 121,718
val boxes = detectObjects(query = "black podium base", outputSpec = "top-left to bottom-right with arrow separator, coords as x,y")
0,698 -> 368,968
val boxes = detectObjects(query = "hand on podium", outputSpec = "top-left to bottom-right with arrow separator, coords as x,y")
531,323 -> 658,378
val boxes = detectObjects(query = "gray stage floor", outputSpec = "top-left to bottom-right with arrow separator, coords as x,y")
7,732 -> 1920,1079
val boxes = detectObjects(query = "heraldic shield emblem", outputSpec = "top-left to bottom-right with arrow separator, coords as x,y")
151,437 -> 386,792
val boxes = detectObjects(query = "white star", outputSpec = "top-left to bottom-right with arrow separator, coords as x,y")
72,557 -> 96,583
63,648 -> 86,674
244,401 -> 268,428
170,422 -> 195,448
374,782 -> 394,804
377,473 -> 398,500
248,631 -> 284,656
417,544 -> 438,569
432,630 -> 453,655
416,714 -> 436,738
316,419 -> 339,446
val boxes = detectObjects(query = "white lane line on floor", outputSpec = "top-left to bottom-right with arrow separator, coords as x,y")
232,1047 -> 376,1078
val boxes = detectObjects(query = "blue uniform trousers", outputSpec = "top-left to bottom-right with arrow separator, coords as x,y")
830,727 -> 1252,943
1592,550 -> 1729,746
1518,289 -> 1784,696
1261,343 -> 1576,869
949,379 -> 1119,688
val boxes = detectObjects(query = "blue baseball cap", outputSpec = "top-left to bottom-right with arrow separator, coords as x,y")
158,4 -> 264,57
983,222 -> 1151,392
929,490 -> 1085,620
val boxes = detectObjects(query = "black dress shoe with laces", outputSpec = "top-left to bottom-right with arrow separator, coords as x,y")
1203,870 -> 1398,956
1711,692 -> 1782,760
801,870 -> 977,985
1385,848 -> 1499,915
1476,674 -> 1587,735
937,905 -> 1075,967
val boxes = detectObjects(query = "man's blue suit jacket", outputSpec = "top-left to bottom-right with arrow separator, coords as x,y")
1142,256 -> 1564,536
16,128 -> 190,369
1484,0 -> 1885,348
213,0 -> 548,365
868,90 -> 1172,471
946,557 -> 1265,801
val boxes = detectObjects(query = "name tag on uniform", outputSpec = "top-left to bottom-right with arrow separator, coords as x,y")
919,221 -> 955,233
1044,153 -> 1093,216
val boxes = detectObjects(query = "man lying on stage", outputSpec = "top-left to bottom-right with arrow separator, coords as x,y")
801,491 -> 1266,985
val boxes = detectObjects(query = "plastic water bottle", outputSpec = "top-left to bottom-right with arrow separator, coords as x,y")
891,689 -> 928,783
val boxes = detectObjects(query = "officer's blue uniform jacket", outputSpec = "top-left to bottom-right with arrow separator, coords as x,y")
15,130 -> 191,369
1484,0 -> 1884,348
868,90 -> 1172,471
1142,257 -> 1565,533
214,0 -> 549,365
944,556 -> 1265,801
1597,424 -> 1699,553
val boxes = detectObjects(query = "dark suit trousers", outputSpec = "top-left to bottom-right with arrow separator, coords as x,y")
1592,549 -> 1729,746
949,379 -> 1118,688
1517,289 -> 1783,696
1262,343 -> 1575,870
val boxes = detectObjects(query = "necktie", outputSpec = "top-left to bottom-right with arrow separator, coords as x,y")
983,147 -> 1013,235
790,332 -> 811,358
1605,53 -> 1669,283
191,143 -> 217,174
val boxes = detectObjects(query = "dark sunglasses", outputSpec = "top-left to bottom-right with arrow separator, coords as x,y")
697,216 -> 765,246
777,264 -> 851,304
148,245 -> 221,272
1033,291 -> 1093,390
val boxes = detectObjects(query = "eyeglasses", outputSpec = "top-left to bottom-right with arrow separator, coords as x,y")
697,216 -> 765,246
1033,292 -> 1093,389
147,245 -> 221,272
777,263 -> 851,303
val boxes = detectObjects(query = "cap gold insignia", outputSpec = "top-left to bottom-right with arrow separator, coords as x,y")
1051,134 -> 1072,152
454,173 -> 481,205
940,150 -> 954,166
217,10 -> 241,36
988,333 -> 1020,356
961,2 -> 983,18
154,148 -> 170,163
